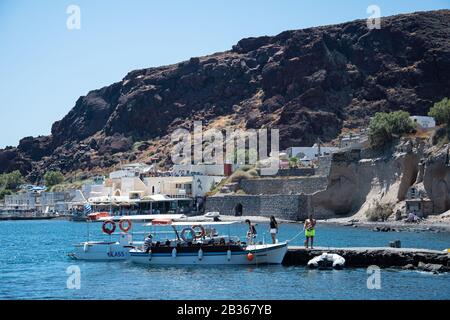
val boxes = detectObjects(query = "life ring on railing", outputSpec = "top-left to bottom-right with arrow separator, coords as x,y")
192,225 -> 206,239
180,228 -> 196,242
102,220 -> 116,235
119,219 -> 132,233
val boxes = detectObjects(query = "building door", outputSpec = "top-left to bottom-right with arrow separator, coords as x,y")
235,203 -> 243,217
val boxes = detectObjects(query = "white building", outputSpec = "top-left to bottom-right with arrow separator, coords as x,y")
144,175 -> 224,199
410,116 -> 436,130
339,133 -> 369,149
4,190 -> 81,213
286,144 -> 339,164
109,163 -> 153,179
172,163 -> 227,176
82,182 -> 112,199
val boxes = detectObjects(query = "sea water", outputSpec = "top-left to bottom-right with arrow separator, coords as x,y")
0,220 -> 449,300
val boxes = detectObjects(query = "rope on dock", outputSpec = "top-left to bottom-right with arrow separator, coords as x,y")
287,230 -> 303,244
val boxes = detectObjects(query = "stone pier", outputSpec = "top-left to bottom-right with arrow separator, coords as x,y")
283,246 -> 450,272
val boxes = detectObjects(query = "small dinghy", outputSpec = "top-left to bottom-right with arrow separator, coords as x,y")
307,252 -> 345,270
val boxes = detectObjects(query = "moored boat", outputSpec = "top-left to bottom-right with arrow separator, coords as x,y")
68,214 -> 187,261
129,221 -> 288,265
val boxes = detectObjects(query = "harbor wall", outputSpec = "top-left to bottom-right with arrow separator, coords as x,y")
283,247 -> 450,272
240,176 -> 328,195
205,194 -> 312,220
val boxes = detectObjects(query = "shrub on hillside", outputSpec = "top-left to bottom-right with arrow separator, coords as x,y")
428,97 -> 450,125
368,111 -> 415,146
230,170 -> 252,183
44,171 -> 65,188
0,170 -> 24,191
365,202 -> 393,222
0,189 -> 12,201
247,169 -> 259,177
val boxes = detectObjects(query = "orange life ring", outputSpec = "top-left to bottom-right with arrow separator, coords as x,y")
102,220 -> 116,235
119,219 -> 132,233
192,225 -> 206,239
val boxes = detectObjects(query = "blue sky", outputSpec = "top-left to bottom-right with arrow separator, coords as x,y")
0,0 -> 449,148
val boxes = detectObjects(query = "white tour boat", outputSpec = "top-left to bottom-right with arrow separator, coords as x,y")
68,214 -> 186,261
128,221 -> 288,265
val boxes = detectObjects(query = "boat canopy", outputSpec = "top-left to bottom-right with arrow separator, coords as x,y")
98,214 -> 187,222
144,221 -> 239,227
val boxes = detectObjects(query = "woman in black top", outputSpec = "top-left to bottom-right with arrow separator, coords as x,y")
269,216 -> 278,244
245,219 -> 257,245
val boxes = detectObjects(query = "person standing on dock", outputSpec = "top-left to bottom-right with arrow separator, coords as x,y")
269,216 -> 279,244
304,214 -> 316,249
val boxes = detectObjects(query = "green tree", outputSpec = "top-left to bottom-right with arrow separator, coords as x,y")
368,111 -> 415,146
0,189 -> 12,201
44,171 -> 65,188
0,171 -> 24,191
428,97 -> 450,125
289,157 -> 299,168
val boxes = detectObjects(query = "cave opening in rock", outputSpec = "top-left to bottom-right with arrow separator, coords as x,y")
234,203 -> 243,216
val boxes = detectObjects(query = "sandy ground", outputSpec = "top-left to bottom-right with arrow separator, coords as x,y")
319,211 -> 450,232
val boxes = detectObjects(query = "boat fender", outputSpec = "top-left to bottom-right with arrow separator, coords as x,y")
227,250 -> 231,261
172,248 -> 177,258
247,253 -> 254,261
148,250 -> 152,261
198,248 -> 203,260
83,243 -> 88,252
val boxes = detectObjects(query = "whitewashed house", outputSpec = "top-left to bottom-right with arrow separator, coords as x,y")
410,116 -> 436,130
287,144 -> 339,165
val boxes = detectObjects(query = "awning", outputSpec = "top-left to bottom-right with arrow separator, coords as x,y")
144,221 -> 239,227
98,214 -> 187,222
142,194 -> 173,202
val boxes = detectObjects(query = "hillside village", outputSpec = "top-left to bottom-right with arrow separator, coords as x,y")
1,111 -> 448,225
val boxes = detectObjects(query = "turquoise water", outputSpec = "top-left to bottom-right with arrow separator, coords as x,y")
0,220 -> 449,300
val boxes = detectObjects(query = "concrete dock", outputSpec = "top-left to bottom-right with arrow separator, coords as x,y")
283,246 -> 450,271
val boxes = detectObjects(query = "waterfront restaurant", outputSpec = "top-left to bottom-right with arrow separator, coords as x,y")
88,194 -> 193,215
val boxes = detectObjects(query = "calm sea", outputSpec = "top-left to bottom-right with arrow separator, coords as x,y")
0,220 -> 449,300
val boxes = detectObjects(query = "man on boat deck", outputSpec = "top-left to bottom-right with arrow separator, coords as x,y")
304,214 -> 316,249
143,234 -> 153,253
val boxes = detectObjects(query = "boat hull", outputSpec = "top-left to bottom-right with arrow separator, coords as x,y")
129,242 -> 288,265
69,242 -> 135,261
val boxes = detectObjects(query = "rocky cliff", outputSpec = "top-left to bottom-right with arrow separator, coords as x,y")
312,138 -> 450,217
1,10 -> 450,181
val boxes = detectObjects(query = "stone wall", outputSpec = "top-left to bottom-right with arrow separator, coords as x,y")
205,194 -> 312,220
240,176 -> 328,195
316,155 -> 332,177
276,168 -> 315,177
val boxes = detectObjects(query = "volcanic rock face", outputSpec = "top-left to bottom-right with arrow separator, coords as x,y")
1,10 -> 450,180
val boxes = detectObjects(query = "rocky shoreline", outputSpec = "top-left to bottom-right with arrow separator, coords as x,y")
212,214 -> 450,233
284,246 -> 450,273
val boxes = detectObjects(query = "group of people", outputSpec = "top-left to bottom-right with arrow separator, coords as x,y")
143,215 -> 317,251
245,214 -> 316,248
